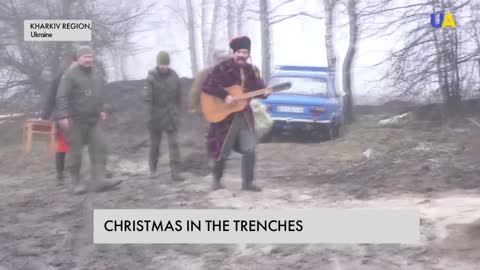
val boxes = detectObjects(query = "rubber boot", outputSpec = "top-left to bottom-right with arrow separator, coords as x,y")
171,172 -> 185,182
149,158 -> 159,179
56,152 -> 66,185
71,172 -> 87,195
168,159 -> 184,182
149,170 -> 159,179
212,159 -> 225,190
171,169 -> 185,182
241,152 -> 262,192
90,163 -> 122,192
149,134 -> 160,179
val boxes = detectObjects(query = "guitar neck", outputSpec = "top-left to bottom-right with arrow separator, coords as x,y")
232,82 -> 291,100
235,88 -> 268,100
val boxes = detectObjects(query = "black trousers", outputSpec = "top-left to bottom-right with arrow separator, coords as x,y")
56,152 -> 66,178
213,114 -> 256,185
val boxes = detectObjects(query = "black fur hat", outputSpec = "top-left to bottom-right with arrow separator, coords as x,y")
229,36 -> 251,52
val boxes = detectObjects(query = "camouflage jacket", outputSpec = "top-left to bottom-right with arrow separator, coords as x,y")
56,66 -> 106,124
144,67 -> 182,131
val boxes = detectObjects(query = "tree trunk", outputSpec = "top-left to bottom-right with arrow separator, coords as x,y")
440,0 -> 461,118
452,30 -> 462,113
119,51 -> 128,80
227,0 -> 235,40
342,0 -> 357,124
201,0 -> 208,66
237,0 -> 247,35
440,14 -> 453,118
324,0 -> 337,68
323,0 -> 337,119
259,0 -> 271,79
48,43 -> 63,79
206,0 -> 221,66
186,0 -> 199,75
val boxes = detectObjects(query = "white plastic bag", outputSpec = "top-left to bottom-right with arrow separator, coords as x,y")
250,99 -> 273,139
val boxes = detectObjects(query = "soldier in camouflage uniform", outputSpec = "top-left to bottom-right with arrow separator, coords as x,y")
56,46 -> 121,194
144,51 -> 184,181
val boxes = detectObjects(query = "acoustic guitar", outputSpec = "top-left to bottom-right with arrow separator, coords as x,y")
200,82 -> 291,123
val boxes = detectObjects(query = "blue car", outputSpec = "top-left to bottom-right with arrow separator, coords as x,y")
260,65 -> 344,140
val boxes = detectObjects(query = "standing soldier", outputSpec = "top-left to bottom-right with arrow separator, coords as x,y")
144,51 -> 184,182
56,46 -> 121,194
41,54 -> 77,185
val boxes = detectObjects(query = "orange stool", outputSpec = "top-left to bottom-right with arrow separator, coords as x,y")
22,119 -> 56,158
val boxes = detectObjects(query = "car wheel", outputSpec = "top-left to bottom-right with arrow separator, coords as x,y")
321,126 -> 333,141
332,123 -> 344,138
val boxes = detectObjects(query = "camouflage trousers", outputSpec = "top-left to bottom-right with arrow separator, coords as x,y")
65,120 -> 107,184
148,126 -> 181,175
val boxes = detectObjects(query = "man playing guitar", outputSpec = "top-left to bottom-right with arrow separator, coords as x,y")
202,36 -> 272,191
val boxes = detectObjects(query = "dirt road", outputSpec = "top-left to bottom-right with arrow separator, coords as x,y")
2,110 -> 480,269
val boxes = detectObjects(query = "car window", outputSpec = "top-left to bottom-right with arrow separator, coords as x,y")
269,76 -> 328,96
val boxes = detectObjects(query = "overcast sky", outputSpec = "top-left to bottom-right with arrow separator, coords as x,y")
106,0 -> 412,105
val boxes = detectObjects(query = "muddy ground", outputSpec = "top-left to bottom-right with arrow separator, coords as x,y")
2,80 -> 480,269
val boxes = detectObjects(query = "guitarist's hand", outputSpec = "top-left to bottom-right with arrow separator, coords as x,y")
264,88 -> 273,97
225,95 -> 235,104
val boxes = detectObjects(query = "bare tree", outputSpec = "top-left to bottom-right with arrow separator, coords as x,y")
163,0 -> 226,72
158,0 -> 200,75
259,0 -> 272,81
186,0 -> 199,75
469,3 -> 480,85
457,2 -> 480,97
205,0 -> 222,66
342,0 -> 358,124
361,0 -> 473,119
201,0 -> 209,65
322,0 -> 339,127
249,0 -> 323,79
227,0 -> 235,40
236,0 -> 249,35
0,0 -> 153,108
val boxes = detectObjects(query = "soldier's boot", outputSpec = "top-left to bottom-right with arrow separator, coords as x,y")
88,124 -> 122,192
241,152 -> 262,192
167,132 -> 184,182
91,178 -> 122,192
170,160 -> 185,182
149,146 -> 159,179
171,168 -> 185,182
71,171 -> 87,195
212,159 -> 225,190
171,171 -> 185,182
56,152 -> 66,185
149,170 -> 159,179
90,163 -> 122,192
149,159 -> 159,179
